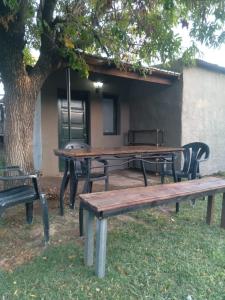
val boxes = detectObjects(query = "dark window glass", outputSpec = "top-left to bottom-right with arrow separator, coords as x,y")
102,96 -> 118,135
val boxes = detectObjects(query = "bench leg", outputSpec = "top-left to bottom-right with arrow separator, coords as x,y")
220,193 -> 225,229
84,210 -> 94,266
206,195 -> 215,225
80,206 -> 89,237
95,218 -> 108,278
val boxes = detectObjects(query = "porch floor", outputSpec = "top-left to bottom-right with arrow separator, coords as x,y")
39,168 -> 160,194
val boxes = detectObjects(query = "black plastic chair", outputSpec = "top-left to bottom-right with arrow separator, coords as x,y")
161,142 -> 210,211
59,142 -> 109,215
0,166 -> 49,243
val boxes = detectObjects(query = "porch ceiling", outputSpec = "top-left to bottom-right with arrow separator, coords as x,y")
85,54 -> 180,86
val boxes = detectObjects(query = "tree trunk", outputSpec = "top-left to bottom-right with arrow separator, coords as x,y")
0,1 -> 59,173
4,74 -> 40,172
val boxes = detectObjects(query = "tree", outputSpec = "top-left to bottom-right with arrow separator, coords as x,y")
0,0 -> 225,171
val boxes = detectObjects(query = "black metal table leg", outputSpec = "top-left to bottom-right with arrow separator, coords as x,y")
59,159 -> 69,216
26,202 -> 33,224
40,194 -> 49,244
172,153 -> 181,213
69,159 -> 79,209
70,177 -> 78,209
79,204 -> 84,236
176,177 -> 182,213
171,153 -> 177,183
79,158 -> 92,236
160,160 -> 165,184
140,157 -> 148,186
83,158 -> 92,193
171,153 -> 180,213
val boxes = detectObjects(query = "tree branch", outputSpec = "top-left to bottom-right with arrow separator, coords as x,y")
91,13 -> 110,57
92,30 -> 110,57
38,0 -> 58,53
41,0 -> 57,24
29,0 -> 58,85
0,0 -> 29,80
17,0 -> 29,27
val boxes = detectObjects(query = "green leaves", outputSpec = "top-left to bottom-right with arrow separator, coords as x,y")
23,48 -> 36,67
163,0 -> 175,10
182,44 -> 199,66
2,0 -> 18,10
2,0 -> 225,74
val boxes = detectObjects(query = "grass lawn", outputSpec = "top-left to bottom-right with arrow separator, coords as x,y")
1,196 -> 225,300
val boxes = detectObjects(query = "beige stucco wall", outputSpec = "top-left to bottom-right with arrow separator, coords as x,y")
182,67 -> 225,175
41,70 -> 130,176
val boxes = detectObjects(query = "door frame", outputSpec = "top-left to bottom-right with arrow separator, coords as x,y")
57,88 -> 90,148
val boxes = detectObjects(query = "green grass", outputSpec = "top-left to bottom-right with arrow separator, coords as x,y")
1,197 -> 225,300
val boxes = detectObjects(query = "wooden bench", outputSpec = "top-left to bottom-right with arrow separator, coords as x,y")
79,176 -> 225,278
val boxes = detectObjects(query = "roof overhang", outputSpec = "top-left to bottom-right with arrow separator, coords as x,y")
196,59 -> 225,75
85,54 -> 180,86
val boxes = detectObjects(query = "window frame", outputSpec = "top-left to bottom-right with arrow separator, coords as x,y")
102,93 -> 119,136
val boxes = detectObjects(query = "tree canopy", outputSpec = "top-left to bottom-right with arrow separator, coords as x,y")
1,0 -> 225,79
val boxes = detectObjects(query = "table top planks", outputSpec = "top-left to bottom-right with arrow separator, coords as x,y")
54,145 -> 183,159
79,177 -> 225,216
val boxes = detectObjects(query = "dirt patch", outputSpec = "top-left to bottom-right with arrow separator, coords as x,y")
0,190 -> 82,271
0,171 -> 166,271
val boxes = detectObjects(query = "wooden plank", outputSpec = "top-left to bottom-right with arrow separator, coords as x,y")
79,177 -> 225,216
89,65 -> 173,85
54,145 -> 183,158
221,193 -> 225,228
206,195 -> 215,225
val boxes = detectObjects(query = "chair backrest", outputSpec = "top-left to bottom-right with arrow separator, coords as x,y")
64,141 -> 90,175
65,141 -> 90,150
182,142 -> 210,178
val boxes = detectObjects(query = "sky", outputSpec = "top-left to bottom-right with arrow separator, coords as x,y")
198,44 -> 225,67
178,25 -> 225,68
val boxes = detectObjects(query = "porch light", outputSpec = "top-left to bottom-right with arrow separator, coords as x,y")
93,81 -> 103,93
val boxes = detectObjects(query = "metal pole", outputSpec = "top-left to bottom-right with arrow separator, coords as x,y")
66,68 -> 71,141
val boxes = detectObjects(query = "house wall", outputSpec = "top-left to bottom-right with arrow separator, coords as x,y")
128,79 -> 182,171
129,79 -> 183,147
41,70 -> 130,176
182,67 -> 225,175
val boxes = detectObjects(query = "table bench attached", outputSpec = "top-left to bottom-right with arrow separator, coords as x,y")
79,176 -> 225,278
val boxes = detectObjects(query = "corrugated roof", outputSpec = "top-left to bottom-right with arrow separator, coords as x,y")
84,53 -> 180,80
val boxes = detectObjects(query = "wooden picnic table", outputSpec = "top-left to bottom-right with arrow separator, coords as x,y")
54,145 -> 183,159
54,145 -> 183,213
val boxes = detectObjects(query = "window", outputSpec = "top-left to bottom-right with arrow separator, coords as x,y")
102,95 -> 119,135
